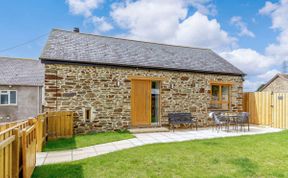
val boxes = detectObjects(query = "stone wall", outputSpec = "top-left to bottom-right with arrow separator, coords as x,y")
44,63 -> 243,134
261,77 -> 288,93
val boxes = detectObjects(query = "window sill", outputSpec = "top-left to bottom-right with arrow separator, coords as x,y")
0,104 -> 17,106
208,108 -> 230,111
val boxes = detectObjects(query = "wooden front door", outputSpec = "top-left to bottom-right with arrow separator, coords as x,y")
131,80 -> 151,126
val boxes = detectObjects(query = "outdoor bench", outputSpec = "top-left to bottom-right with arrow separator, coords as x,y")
168,113 -> 198,132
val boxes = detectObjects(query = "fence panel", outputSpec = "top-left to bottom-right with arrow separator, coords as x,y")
0,128 -> 14,178
243,92 -> 272,126
47,111 -> 73,140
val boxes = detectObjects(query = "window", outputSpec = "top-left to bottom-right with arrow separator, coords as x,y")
84,108 -> 92,122
0,90 -> 17,105
86,109 -> 91,121
210,83 -> 231,110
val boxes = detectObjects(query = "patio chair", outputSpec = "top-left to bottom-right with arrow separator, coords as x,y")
238,112 -> 250,132
222,112 -> 238,131
209,112 -> 228,132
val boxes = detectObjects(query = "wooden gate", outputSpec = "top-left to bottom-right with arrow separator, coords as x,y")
47,111 -> 73,140
271,93 -> 288,128
243,92 -> 288,128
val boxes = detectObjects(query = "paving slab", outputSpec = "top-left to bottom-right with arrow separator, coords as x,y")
36,126 -> 282,166
44,155 -> 72,164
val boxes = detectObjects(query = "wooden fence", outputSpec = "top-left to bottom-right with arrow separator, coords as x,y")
0,111 -> 73,178
243,92 -> 288,128
0,119 -> 31,178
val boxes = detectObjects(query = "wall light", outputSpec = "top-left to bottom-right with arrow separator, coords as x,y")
116,80 -> 120,87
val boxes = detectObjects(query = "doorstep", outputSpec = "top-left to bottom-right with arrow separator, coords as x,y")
129,127 -> 169,133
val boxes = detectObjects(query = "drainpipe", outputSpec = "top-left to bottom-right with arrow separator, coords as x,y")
37,86 -> 40,114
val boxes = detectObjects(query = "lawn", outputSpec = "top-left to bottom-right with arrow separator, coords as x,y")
43,131 -> 135,151
34,130 -> 288,178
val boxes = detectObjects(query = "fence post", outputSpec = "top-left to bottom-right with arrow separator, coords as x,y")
35,116 -> 41,152
45,112 -> 48,142
22,128 -> 27,178
12,128 -> 20,178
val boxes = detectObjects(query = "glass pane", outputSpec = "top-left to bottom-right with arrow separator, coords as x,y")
151,81 -> 160,123
211,85 -> 220,101
210,103 -> 221,109
221,86 -> 229,101
10,91 -> 16,104
222,103 -> 229,110
0,94 -> 8,104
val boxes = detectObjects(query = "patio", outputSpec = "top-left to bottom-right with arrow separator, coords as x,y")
36,125 -> 282,166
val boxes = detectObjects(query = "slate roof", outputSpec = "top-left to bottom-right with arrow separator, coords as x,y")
0,57 -> 44,86
280,74 -> 288,80
40,29 -> 244,76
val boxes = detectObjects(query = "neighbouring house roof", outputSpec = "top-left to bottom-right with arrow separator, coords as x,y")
257,73 -> 288,91
40,29 -> 245,76
0,57 -> 44,86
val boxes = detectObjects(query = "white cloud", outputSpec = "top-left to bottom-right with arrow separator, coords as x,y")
244,80 -> 263,92
89,16 -> 113,32
220,48 -> 275,75
259,0 -> 288,58
66,0 -> 113,33
259,1 -> 279,15
257,69 -> 281,79
111,0 -> 235,51
230,16 -> 255,37
66,0 -> 103,17
185,0 -> 217,16
220,48 -> 283,91
111,0 -> 187,42
171,12 -> 236,50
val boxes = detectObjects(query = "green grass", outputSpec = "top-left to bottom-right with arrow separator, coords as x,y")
43,131 -> 135,152
34,131 -> 288,178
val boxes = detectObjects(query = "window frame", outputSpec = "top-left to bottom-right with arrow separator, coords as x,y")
0,90 -> 17,106
83,108 -> 92,122
210,82 -> 232,110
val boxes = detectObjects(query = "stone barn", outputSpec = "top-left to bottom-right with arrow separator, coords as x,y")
40,29 -> 244,134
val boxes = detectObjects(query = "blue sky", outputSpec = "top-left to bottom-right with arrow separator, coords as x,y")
0,0 -> 287,91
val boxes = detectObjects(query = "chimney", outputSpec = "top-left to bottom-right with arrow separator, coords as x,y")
73,27 -> 80,33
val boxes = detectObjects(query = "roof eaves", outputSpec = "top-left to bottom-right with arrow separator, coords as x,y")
0,83 -> 43,87
40,57 -> 245,76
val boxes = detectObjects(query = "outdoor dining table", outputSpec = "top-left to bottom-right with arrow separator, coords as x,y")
219,114 -> 240,131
